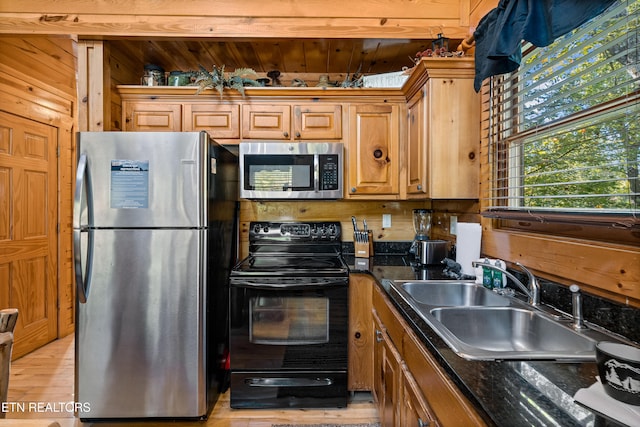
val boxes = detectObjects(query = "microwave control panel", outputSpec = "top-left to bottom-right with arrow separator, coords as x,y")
319,154 -> 340,190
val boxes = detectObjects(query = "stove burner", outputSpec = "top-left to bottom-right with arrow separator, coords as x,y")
233,221 -> 347,277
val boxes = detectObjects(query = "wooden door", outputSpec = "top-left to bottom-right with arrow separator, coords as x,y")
0,111 -> 58,358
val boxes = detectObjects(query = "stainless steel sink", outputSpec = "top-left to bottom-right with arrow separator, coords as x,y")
383,279 -> 617,361
430,307 -> 597,361
398,281 -> 510,307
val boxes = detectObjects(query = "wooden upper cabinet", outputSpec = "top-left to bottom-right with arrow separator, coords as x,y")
427,76 -> 479,199
123,102 -> 182,131
242,103 -> 342,140
183,103 -> 240,139
404,58 -> 480,199
242,104 -> 291,139
293,104 -> 342,140
406,87 -> 427,197
347,104 -> 400,197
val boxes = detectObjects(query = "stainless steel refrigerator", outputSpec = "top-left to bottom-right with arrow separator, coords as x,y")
73,131 -> 238,420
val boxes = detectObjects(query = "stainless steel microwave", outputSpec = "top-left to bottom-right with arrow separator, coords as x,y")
239,141 -> 343,199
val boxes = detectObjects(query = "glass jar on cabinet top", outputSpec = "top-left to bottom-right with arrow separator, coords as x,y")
141,64 -> 166,86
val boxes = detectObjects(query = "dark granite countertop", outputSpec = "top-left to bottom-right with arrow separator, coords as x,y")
346,254 -> 631,427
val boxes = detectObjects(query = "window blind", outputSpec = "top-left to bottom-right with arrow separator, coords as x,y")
483,0 -> 639,224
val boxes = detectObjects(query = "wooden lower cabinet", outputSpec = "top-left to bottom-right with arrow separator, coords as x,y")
372,284 -> 487,427
401,367 -> 438,427
349,274 -> 374,390
374,310 -> 403,427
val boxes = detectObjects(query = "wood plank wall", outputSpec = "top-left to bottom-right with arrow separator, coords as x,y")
238,200 -> 479,258
0,35 -> 77,338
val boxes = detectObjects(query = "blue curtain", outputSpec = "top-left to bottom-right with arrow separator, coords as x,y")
473,0 -> 618,91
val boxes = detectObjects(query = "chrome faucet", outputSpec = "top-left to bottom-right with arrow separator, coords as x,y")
472,261 -> 541,306
570,284 -> 588,330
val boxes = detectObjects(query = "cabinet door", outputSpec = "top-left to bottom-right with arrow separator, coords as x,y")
382,329 -> 402,427
406,88 -> 428,197
183,104 -> 240,139
373,285 -> 487,427
123,102 -> 181,131
241,104 -> 291,139
347,104 -> 399,197
293,104 -> 342,140
402,367 -> 438,427
427,77 -> 479,198
373,311 -> 385,413
348,274 -> 373,391
373,310 -> 401,427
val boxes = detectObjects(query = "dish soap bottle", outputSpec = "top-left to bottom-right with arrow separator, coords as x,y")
492,260 -> 506,289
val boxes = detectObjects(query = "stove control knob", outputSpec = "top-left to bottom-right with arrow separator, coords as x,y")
253,224 -> 262,233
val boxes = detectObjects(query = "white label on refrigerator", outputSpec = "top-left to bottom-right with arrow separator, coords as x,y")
110,160 -> 149,208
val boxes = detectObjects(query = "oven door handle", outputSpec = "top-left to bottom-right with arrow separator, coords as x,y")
230,278 -> 348,290
245,377 -> 333,387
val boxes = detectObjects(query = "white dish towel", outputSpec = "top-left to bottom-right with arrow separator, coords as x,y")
573,377 -> 640,426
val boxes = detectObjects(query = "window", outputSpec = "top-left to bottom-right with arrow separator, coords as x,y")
484,0 -> 639,242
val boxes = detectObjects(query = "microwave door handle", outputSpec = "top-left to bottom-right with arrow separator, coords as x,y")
314,154 -> 319,192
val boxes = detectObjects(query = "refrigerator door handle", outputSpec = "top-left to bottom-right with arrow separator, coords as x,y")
73,153 -> 94,303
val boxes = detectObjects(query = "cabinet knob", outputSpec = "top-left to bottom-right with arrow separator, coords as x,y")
373,149 -> 383,159
283,131 -> 289,138
355,331 -> 361,339
418,419 -> 430,427
351,187 -> 357,193
295,131 -> 301,138
417,184 -> 422,190
375,330 -> 383,342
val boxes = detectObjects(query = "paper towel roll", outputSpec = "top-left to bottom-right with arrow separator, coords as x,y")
456,223 -> 482,276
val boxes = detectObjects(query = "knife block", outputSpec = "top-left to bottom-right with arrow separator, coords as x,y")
354,231 -> 374,258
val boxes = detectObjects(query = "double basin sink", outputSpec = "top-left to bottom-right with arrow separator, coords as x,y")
384,279 -> 617,361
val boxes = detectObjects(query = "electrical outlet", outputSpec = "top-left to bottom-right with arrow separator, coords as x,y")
382,214 -> 392,228
450,215 -> 458,235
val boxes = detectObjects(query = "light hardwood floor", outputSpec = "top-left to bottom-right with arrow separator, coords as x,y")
4,336 -> 379,427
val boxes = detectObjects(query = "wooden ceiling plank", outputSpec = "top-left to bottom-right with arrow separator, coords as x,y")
251,39 -> 280,76
0,0 -> 464,20
1,16 -> 469,40
278,40 -> 306,74
303,39 -> 331,76
327,39 -> 359,80
197,41 -> 229,70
